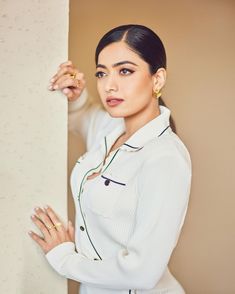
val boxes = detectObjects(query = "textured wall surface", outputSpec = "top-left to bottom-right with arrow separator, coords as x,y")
69,1 -> 235,294
0,1 -> 69,293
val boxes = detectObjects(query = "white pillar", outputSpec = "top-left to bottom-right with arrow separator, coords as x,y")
0,1 -> 69,293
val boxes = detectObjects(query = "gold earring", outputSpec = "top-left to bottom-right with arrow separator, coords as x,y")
154,89 -> 162,99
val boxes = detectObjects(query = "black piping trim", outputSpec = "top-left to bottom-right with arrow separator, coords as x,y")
123,143 -> 141,149
158,125 -> 170,137
101,175 -> 126,186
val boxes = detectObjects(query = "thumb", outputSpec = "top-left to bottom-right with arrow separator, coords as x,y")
67,220 -> 75,242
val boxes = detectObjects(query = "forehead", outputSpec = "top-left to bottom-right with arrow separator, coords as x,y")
98,41 -> 147,67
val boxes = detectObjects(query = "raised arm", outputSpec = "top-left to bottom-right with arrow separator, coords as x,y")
49,61 -> 121,150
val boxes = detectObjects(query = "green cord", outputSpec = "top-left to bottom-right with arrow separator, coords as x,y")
102,148 -> 120,173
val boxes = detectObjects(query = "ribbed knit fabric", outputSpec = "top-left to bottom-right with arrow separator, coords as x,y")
46,93 -> 191,293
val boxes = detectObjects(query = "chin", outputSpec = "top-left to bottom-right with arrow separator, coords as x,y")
106,105 -> 140,119
106,110 -> 125,118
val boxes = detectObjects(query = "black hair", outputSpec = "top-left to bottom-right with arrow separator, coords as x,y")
95,24 -> 176,133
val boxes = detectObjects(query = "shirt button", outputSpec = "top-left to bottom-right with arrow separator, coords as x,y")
104,179 -> 110,186
80,226 -> 85,231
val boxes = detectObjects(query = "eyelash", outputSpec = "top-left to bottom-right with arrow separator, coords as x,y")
95,68 -> 134,78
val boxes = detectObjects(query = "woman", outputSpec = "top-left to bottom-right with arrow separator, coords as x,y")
29,24 -> 192,293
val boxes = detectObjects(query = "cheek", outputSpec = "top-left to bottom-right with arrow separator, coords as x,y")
97,82 -> 104,97
124,76 -> 152,97
97,82 -> 107,106
96,81 -> 101,92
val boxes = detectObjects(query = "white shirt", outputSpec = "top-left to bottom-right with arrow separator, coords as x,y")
46,91 -> 192,294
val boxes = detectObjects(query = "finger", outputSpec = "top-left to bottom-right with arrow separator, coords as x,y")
59,60 -> 73,68
31,214 -> 51,240
28,230 -> 48,253
50,66 -> 77,85
34,207 -> 57,236
50,61 -> 80,83
44,205 -> 65,233
67,220 -> 75,242
64,87 -> 84,102
62,87 -> 76,101
52,72 -> 84,90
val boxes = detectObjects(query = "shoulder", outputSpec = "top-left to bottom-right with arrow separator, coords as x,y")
141,129 -> 191,174
136,130 -> 192,202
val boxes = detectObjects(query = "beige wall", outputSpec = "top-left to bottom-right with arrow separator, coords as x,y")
68,0 -> 235,293
0,1 -> 69,293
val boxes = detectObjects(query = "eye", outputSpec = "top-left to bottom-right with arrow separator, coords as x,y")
95,71 -> 106,79
120,68 -> 134,75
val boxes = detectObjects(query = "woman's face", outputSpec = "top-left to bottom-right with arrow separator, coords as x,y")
96,41 -> 158,119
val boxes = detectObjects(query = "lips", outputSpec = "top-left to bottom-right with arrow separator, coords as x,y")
106,96 -> 124,107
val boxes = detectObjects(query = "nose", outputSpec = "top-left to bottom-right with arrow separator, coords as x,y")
105,73 -> 118,93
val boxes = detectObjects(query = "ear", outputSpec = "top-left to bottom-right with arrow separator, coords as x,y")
152,68 -> 167,92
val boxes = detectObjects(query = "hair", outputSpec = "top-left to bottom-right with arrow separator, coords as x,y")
95,24 -> 176,133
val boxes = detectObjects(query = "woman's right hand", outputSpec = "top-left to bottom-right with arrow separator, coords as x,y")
48,60 -> 86,102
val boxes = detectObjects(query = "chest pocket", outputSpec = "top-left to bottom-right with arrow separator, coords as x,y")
84,174 -> 127,218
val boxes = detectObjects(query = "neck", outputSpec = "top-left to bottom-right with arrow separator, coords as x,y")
123,103 -> 160,139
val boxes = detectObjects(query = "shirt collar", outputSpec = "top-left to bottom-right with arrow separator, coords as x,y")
102,106 -> 171,154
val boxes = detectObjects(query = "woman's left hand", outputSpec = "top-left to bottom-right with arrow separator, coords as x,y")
29,206 -> 75,254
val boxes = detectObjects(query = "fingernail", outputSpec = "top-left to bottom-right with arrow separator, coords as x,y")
31,214 -> 36,219
44,205 -> 49,210
28,231 -> 33,235
50,78 -> 55,82
53,84 -> 58,90
34,207 -> 40,211
48,85 -> 53,90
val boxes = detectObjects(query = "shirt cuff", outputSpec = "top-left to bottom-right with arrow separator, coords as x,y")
45,242 -> 76,275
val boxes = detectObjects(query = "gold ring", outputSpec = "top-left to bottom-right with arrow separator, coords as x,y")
75,79 -> 80,88
70,72 -> 77,79
54,222 -> 62,228
46,224 -> 53,230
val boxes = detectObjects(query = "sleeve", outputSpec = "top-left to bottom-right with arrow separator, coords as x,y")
46,153 -> 192,290
68,89 -> 120,151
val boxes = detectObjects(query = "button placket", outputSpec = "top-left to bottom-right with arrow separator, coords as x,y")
77,161 -> 104,261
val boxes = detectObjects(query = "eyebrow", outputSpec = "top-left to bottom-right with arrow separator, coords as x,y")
96,61 -> 138,69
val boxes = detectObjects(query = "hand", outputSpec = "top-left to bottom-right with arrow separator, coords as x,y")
48,60 -> 86,102
29,205 -> 75,254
